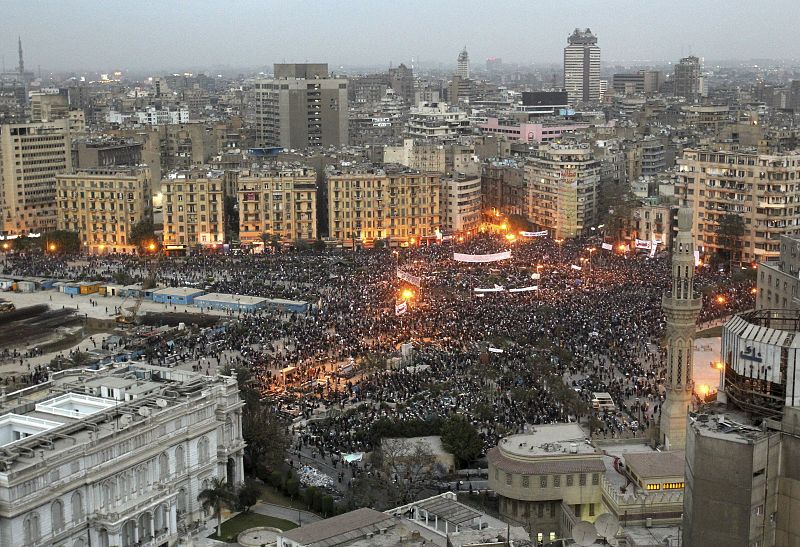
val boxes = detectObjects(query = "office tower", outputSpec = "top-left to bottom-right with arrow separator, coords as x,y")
162,169 -> 226,252
659,206 -> 702,450
0,119 -> 73,235
56,166 -> 152,254
237,166 -> 318,247
253,63 -> 348,149
524,142 -> 600,239
388,63 -> 415,104
679,147 -> 800,264
563,28 -> 600,105
486,57 -> 503,77
674,55 -> 702,101
456,47 -> 470,79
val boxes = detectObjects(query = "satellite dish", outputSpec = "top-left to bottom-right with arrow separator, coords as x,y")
595,513 -> 620,539
572,521 -> 598,547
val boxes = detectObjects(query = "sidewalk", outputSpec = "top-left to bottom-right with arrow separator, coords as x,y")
251,501 -> 322,525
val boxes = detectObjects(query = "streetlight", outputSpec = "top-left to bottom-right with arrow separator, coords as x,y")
48,243 -> 57,252
716,295 -> 727,305
148,242 -> 157,252
401,289 -> 414,301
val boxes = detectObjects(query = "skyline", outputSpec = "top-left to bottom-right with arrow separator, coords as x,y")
2,0 -> 799,73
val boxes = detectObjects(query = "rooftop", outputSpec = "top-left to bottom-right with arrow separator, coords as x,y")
498,423 -> 594,458
624,450 -> 685,480
280,507 -> 394,546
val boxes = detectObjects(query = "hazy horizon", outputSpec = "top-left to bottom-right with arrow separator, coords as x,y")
2,0 -> 798,74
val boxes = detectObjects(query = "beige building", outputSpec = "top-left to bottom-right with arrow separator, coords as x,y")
56,166 -> 152,254
237,166 -> 317,247
756,235 -> 800,311
487,424 -> 606,543
679,147 -> 800,263
441,176 -> 481,235
0,119 -> 73,235
525,142 -> 601,239
162,170 -> 225,252
327,167 -> 440,246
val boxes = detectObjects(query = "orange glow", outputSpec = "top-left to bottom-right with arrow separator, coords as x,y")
48,244 -> 56,252
505,233 -> 516,241
148,242 -> 157,251
1,243 -> 8,250
588,247 -> 596,253
714,362 -> 724,370
500,223 -> 508,231
555,239 -> 564,245
401,289 -> 414,300
99,244 -> 105,251
409,237 -> 416,245
697,259 -> 704,266
750,287 -> 758,295
698,384 -> 711,398
716,295 -> 727,304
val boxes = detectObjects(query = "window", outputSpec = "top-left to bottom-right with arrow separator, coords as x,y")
537,503 -> 544,518
540,476 -> 548,488
646,483 -> 661,491
592,473 -> 599,485
554,475 -> 561,487
566,474 -> 574,486
159,452 -> 169,481
664,482 -> 684,489
23,512 -> 40,544
52,500 -> 65,531
175,445 -> 185,474
579,473 -> 586,486
71,491 -> 84,522
522,475 -> 529,488
506,473 -> 512,485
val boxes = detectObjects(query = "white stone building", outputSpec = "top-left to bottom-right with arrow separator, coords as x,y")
0,364 -> 244,547
441,176 -> 482,235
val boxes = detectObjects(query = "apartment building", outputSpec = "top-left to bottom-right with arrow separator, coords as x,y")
0,119 -> 72,235
327,167 -> 440,246
482,160 -> 526,217
679,147 -> 800,263
525,142 -> 601,239
237,166 -> 317,247
162,169 -> 225,252
56,166 -> 152,254
406,102 -> 471,141
441,176 -> 481,235
0,364 -> 244,547
756,234 -> 800,311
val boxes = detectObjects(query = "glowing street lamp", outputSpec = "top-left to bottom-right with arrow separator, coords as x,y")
48,243 -> 57,252
716,295 -> 727,305
401,289 -> 414,301
618,244 -> 628,252
750,287 -> 758,295
505,233 -> 516,242
148,242 -> 157,252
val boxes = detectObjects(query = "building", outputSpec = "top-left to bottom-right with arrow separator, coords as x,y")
387,63 -> 415,104
517,92 -> 570,118
29,90 -> 69,122
525,142 -> 601,239
0,118 -> 73,235
253,63 -> 348,149
237,166 -> 318,247
487,424 -> 606,543
406,102 -> 471,141
456,47 -> 470,79
479,118 -> 590,144
756,235 -> 800,311
0,363 -> 244,547
679,147 -> 800,264
660,206 -> 702,450
611,70 -> 663,95
482,160 -> 526,218
441,176 -> 481,235
682,104 -> 730,133
383,139 -> 479,176
106,107 -> 189,126
327,167 -> 440,246
56,166 -> 153,254
673,55 -> 702,101
631,203 -> 676,249
162,169 -> 226,252
73,138 -> 143,169
563,28 -> 601,105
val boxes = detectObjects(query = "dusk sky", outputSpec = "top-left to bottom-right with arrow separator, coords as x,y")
1,0 -> 796,72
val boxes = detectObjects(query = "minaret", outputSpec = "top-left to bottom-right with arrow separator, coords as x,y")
660,206 -> 702,450
17,37 -> 24,75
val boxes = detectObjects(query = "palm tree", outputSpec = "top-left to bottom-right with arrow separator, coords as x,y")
197,477 -> 234,538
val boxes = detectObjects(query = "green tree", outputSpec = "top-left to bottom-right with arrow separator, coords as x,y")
285,478 -> 300,500
303,486 -> 318,510
440,414 -> 483,468
716,212 -> 746,269
197,477 -> 235,537
43,230 -> 81,254
235,480 -> 262,513
224,196 -> 239,241
236,368 -> 289,473
129,220 -> 157,253
599,183 -> 638,241
320,494 -> 334,516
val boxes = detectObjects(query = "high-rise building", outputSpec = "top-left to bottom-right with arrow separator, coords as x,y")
563,28 -> 600,105
673,55 -> 702,101
56,166 -> 153,254
327,167 -> 440,246
406,102 -> 470,141
0,119 -> 73,235
440,176 -> 481,235
388,63 -> 415,104
237,166 -> 318,247
456,47 -> 470,79
679,147 -> 800,264
253,63 -> 348,149
162,169 -> 226,252
486,57 -> 503,77
660,206 -> 702,450
525,142 -> 600,238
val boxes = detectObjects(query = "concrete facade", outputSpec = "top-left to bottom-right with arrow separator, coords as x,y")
756,234 -> 800,311
162,169 -> 226,251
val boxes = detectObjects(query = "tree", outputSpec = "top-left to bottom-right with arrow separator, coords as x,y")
236,368 -> 290,473
312,239 -> 326,252
379,438 -> 438,502
235,480 -> 262,513
285,477 -> 300,500
129,220 -> 157,253
42,230 -> 81,254
440,414 -> 482,468
224,196 -> 239,241
197,477 -> 234,537
599,183 -> 638,241
716,213 -> 746,269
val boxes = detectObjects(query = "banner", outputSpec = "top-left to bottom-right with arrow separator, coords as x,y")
397,269 -> 422,287
454,250 -> 512,263
474,285 -> 505,293
601,242 -> 613,251
395,301 -> 407,316
571,264 -> 582,271
488,347 -> 504,353
531,273 -> 541,280
649,245 -> 657,258
635,239 -> 652,250
694,250 -> 701,267
509,286 -> 538,293
520,231 -> 548,237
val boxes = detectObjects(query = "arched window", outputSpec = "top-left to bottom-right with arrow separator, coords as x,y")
177,487 -> 187,515
225,417 -> 233,443
73,539 -> 86,547
158,452 -> 169,481
102,480 -> 113,508
71,491 -> 84,523
51,499 -> 64,531
175,445 -> 185,475
23,512 -> 40,544
198,436 -> 209,462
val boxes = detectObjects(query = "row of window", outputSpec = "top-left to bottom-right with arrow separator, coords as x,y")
498,469 -> 600,488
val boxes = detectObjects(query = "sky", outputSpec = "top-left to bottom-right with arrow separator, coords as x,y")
0,0 -> 797,73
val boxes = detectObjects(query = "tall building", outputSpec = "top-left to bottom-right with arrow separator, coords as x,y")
673,55 -> 702,101
237,166 -> 318,247
679,147 -> 800,264
756,235 -> 800,311
563,28 -> 600,105
525,142 -> 600,239
387,63 -> 415,104
456,47 -> 470,79
440,176 -> 481,235
327,167 -> 440,246
253,63 -> 348,149
0,119 -> 73,235
162,169 -> 226,252
660,206 -> 702,450
0,363 -> 243,547
56,166 -> 153,254
406,102 -> 470,141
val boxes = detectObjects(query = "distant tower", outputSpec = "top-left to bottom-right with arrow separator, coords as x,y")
17,36 -> 24,74
457,47 -> 469,79
563,28 -> 600,105
660,206 -> 702,450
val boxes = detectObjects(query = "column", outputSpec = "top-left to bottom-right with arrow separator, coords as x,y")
170,502 -> 178,534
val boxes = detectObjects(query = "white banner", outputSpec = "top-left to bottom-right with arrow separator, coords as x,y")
635,239 -> 652,250
509,286 -> 538,293
454,250 -> 512,263
694,250 -> 701,267
601,242 -> 613,251
571,264 -> 582,271
520,231 -> 548,237
395,301 -> 407,315
649,245 -> 657,258
531,273 -> 541,280
474,286 -> 505,293
488,347 -> 504,353
397,269 -> 422,287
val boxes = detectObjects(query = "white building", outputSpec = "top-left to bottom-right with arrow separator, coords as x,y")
0,364 -> 244,547
441,176 -> 482,234
105,107 -> 189,126
563,28 -> 600,105
456,47 -> 470,79
406,102 -> 471,141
